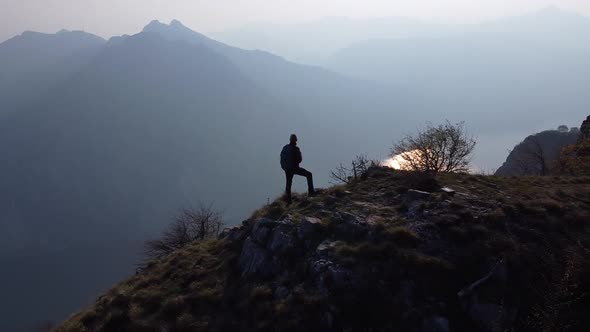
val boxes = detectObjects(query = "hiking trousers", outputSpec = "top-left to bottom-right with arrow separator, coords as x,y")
285,167 -> 314,201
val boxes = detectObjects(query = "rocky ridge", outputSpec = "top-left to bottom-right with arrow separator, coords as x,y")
58,168 -> 590,331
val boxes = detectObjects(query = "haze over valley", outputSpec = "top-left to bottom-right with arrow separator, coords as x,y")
0,3 -> 589,330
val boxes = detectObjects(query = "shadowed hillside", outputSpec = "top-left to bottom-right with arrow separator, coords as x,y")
0,28 -> 302,331
496,126 -> 580,176
58,167 -> 590,331
0,29 -> 105,116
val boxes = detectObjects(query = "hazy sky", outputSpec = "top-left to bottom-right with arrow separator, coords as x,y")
1,0 -> 589,42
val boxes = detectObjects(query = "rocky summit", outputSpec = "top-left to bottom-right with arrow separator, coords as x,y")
57,167 -> 590,331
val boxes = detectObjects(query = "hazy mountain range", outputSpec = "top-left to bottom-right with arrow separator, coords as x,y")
0,7 -> 589,330
0,18 -> 422,331
213,6 -> 588,62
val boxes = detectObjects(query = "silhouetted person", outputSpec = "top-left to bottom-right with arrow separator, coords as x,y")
281,134 -> 314,204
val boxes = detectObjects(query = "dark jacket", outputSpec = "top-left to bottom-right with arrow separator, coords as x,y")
280,143 -> 302,171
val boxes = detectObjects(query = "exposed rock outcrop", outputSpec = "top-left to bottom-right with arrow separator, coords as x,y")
57,167 -> 590,332
496,126 -> 580,176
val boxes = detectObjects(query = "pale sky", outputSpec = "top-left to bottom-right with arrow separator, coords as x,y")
1,0 -> 589,42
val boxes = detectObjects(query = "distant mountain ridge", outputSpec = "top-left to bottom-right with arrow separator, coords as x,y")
0,29 -> 105,116
213,6 -> 590,63
0,19 -> 411,331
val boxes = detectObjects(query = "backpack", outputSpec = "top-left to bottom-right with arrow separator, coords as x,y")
280,145 -> 292,171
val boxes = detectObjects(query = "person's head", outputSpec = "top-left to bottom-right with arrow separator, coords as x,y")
290,134 -> 298,145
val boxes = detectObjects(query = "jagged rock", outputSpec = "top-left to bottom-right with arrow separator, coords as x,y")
251,218 -> 276,245
267,224 -> 297,255
458,261 -> 518,332
239,237 -> 274,278
311,258 -> 353,295
332,211 -> 368,239
297,216 -> 322,239
297,216 -> 324,249
218,226 -> 244,242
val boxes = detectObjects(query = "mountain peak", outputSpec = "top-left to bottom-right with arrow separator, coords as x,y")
143,19 -> 166,32
170,19 -> 184,27
140,19 -> 214,47
143,19 -> 190,33
4,29 -> 105,46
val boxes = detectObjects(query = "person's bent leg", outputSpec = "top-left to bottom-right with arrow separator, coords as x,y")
294,167 -> 315,195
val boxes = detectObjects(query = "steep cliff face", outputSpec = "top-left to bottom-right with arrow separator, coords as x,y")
57,168 -> 590,332
495,127 -> 580,176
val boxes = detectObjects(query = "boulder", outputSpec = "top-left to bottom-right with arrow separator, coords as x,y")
251,218 -> 276,245
267,224 -> 297,255
239,237 -> 274,278
297,216 -> 324,249
297,216 -> 322,238
440,187 -> 455,197
406,189 -> 432,203
332,211 -> 368,239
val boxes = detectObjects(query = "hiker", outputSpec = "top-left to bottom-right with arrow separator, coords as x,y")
280,134 -> 315,203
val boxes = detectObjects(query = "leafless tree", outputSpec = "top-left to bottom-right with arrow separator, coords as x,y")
392,121 -> 476,174
330,154 -> 379,184
514,136 -> 548,176
144,204 -> 224,260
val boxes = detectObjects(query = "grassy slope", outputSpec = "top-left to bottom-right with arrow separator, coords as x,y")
57,168 -> 590,331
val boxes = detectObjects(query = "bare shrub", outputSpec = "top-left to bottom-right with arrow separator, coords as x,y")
512,136 -> 549,176
392,121 -> 476,174
330,154 -> 380,184
144,204 -> 224,260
